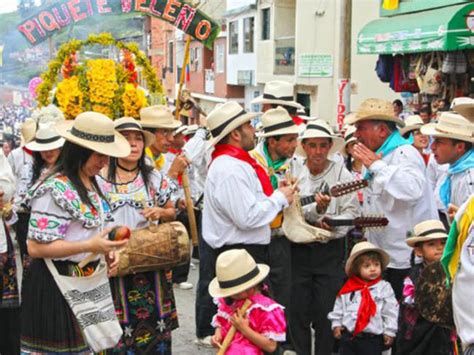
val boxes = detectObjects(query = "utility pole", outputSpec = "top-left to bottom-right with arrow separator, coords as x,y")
337,0 -> 352,130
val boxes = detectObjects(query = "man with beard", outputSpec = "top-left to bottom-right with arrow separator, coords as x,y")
346,98 -> 437,301
195,102 -> 295,346
290,119 -> 360,355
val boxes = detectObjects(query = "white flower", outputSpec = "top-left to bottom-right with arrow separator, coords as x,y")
156,319 -> 166,332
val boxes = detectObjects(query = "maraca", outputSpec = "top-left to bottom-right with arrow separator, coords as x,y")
108,226 -> 131,241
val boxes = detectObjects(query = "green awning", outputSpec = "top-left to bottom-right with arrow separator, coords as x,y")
357,3 -> 474,54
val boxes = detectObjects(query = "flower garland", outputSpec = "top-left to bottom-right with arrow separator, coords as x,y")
36,33 -> 162,119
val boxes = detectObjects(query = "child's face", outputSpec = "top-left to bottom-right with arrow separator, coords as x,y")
358,258 -> 382,281
231,287 -> 256,300
415,239 -> 446,264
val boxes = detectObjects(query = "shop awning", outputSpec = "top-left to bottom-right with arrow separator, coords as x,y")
357,3 -> 474,54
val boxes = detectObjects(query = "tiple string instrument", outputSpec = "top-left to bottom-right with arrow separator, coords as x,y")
322,215 -> 389,230
299,179 -> 369,206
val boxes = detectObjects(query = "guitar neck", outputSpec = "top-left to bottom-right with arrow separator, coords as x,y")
300,195 -> 316,207
323,218 -> 355,227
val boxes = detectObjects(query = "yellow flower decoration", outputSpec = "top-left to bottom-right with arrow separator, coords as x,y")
122,84 -> 148,118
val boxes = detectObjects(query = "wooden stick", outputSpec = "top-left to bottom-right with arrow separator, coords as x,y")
217,299 -> 252,355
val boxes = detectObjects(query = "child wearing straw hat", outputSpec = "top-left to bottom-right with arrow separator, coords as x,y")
209,249 -> 286,355
328,242 -> 398,355
396,220 -> 455,355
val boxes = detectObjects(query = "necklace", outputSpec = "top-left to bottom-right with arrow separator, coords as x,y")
117,162 -> 139,172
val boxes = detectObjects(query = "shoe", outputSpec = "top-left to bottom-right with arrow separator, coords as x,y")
190,262 -> 196,270
194,335 -> 213,348
282,351 -> 297,355
175,281 -> 193,290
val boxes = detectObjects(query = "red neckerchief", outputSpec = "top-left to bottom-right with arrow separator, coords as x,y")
168,148 -> 183,186
338,275 -> 382,337
211,144 -> 273,196
23,147 -> 33,155
292,115 -> 305,125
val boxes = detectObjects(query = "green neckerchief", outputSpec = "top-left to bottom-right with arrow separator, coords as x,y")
263,142 -> 287,189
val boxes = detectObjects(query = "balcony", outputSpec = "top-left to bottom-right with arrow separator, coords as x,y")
205,69 -> 215,94
274,37 -> 295,75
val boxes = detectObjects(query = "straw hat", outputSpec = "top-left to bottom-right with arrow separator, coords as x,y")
20,118 -> 37,146
173,125 -> 188,136
420,112 -> 474,143
257,106 -> 301,138
251,81 -> 304,109
114,117 -> 155,147
344,125 -> 357,146
26,124 -> 65,152
451,97 -> 474,122
209,249 -> 270,298
206,102 -> 260,147
345,98 -> 405,127
400,115 -> 424,136
139,105 -> 182,129
345,241 -> 390,277
406,219 -> 448,247
55,112 -> 131,158
184,124 -> 199,136
297,119 -> 345,158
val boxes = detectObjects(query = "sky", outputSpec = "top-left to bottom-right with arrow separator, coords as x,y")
0,2 -> 18,14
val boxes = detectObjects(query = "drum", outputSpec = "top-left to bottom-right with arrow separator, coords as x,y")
117,221 -> 190,276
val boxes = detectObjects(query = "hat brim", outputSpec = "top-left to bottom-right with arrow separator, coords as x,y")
406,233 -> 448,247
25,137 -> 65,152
115,127 -> 156,148
453,104 -> 474,122
345,113 -> 405,128
400,124 -> 422,137
345,246 -> 390,277
140,120 -> 182,129
296,135 -> 345,158
207,112 -> 260,148
208,264 -> 270,298
251,96 -> 304,110
257,124 -> 301,138
55,121 -> 131,158
420,124 -> 474,143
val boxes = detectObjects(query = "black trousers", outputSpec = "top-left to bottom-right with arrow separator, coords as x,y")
339,332 -> 383,355
194,238 -> 269,338
268,236 -> 291,310
172,212 -> 192,284
384,267 -> 410,302
0,308 -> 21,355
290,240 -> 345,355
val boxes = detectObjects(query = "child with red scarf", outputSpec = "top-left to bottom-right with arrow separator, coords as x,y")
328,242 -> 398,355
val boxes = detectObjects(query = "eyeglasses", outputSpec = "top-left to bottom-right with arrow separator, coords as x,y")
156,129 -> 174,137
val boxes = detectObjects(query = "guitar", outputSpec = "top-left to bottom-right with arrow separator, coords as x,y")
322,215 -> 389,229
299,179 -> 368,207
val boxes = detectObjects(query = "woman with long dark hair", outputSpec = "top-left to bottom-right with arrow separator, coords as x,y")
21,112 -> 131,354
97,117 -> 180,354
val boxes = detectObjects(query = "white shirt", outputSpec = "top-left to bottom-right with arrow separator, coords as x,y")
183,128 -> 210,203
0,150 -> 15,253
202,155 -> 288,249
328,280 -> 399,337
363,144 -> 438,269
292,158 -> 360,239
434,167 -> 474,211
8,146 -> 33,211
426,155 -> 448,210
452,196 -> 474,346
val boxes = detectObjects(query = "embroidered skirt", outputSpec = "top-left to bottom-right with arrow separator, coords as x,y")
106,270 -> 178,355
20,259 -> 95,354
1,224 -> 19,309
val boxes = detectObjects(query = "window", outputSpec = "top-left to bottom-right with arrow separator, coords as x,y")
243,17 -> 254,53
167,41 -> 174,73
261,8 -> 270,40
190,47 -> 201,71
215,43 -> 225,73
229,20 -> 239,54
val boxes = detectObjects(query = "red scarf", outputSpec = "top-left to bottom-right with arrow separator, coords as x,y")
292,115 -> 305,125
23,147 -> 33,155
211,144 -> 273,196
338,276 -> 381,337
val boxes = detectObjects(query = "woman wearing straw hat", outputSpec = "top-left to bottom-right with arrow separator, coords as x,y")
20,112 -> 131,354
421,112 -> 474,221
97,117 -> 179,354
343,125 -> 364,205
346,98 -> 438,301
290,119 -> 360,355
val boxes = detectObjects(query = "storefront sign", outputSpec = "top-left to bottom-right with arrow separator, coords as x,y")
337,79 -> 350,130
298,54 -> 333,78
17,0 -> 220,49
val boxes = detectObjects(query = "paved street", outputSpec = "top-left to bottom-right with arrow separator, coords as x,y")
173,260 -> 214,355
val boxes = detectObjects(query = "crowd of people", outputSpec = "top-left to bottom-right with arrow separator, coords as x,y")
1,104 -> 32,157
0,81 -> 473,355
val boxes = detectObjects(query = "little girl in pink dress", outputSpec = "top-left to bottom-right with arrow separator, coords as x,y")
209,249 -> 286,355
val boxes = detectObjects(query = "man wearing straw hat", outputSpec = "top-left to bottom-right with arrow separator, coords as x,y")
289,119 -> 360,355
421,112 -> 474,221
194,101 -> 296,346
249,106 -> 300,313
346,98 -> 438,301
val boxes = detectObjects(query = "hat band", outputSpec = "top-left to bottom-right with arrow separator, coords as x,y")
263,93 -> 294,102
218,266 -> 260,289
345,132 -> 354,142
71,127 -> 115,143
264,120 -> 296,133
418,228 -> 446,237
35,136 -> 62,144
210,109 -> 247,138
306,124 -> 331,136
116,122 -> 142,131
